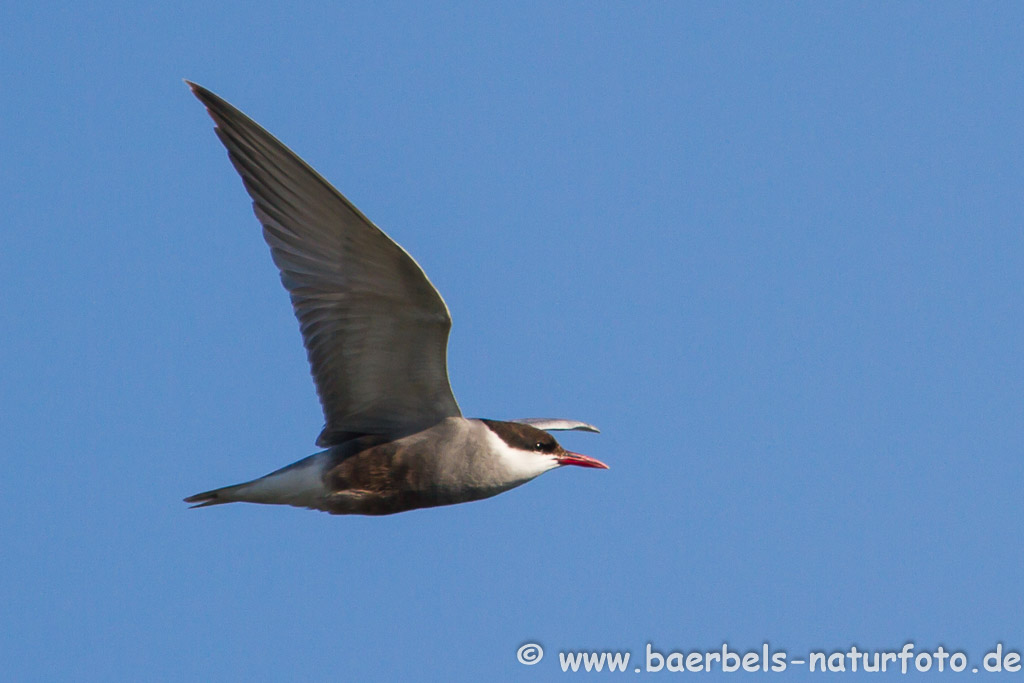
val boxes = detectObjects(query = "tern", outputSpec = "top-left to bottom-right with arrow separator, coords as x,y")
183,82 -> 607,516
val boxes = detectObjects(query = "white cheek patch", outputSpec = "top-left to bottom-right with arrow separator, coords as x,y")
483,428 -> 559,483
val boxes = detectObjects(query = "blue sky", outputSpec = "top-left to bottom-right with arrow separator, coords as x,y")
3,2 -> 1023,680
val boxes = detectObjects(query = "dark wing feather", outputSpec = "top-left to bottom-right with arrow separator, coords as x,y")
189,82 -> 461,445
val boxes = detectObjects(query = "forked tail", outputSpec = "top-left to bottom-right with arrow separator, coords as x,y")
183,482 -> 248,508
184,452 -> 329,510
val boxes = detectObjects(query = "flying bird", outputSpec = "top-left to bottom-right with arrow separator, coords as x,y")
183,82 -> 607,516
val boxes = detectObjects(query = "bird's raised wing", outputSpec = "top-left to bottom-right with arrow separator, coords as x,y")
189,82 -> 461,446
511,418 -> 600,433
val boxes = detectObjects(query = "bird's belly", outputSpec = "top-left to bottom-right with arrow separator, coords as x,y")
322,479 -> 520,516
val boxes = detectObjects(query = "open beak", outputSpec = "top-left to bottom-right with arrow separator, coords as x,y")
556,450 -> 609,469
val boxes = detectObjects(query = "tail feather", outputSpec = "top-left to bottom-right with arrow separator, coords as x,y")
184,452 -> 329,510
184,483 -> 246,509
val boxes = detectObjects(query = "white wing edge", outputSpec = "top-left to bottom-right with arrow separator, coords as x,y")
512,418 -> 600,433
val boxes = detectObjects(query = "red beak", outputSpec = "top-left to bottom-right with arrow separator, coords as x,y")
556,450 -> 609,469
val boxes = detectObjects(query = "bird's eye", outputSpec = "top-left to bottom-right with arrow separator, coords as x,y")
534,442 -> 545,451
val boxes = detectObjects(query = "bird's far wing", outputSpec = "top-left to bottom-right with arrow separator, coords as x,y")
189,82 -> 462,446
511,418 -> 600,433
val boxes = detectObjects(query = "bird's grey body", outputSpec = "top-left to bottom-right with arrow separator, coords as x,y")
188,417 -> 596,515
184,82 -> 606,516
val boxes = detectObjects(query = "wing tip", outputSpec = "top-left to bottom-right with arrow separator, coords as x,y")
512,418 -> 601,433
184,79 -> 208,98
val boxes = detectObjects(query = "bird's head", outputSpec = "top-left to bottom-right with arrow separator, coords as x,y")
481,419 -> 608,484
